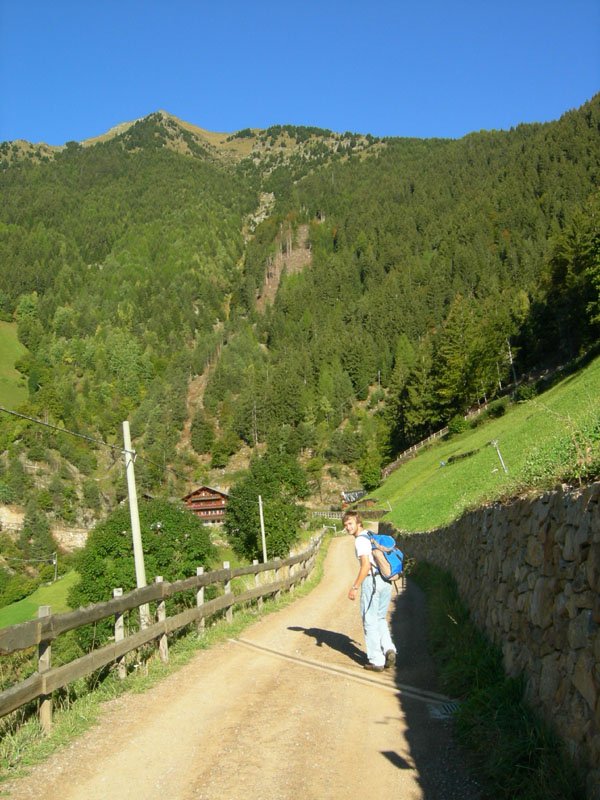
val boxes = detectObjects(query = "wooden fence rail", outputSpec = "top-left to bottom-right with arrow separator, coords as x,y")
311,511 -> 343,520
0,534 -> 323,729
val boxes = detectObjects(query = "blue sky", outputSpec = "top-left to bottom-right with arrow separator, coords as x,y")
1,0 -> 598,146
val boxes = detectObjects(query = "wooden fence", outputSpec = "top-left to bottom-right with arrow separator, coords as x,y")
311,509 -> 389,521
381,426 -> 450,478
0,534 -> 323,731
311,511 -> 343,520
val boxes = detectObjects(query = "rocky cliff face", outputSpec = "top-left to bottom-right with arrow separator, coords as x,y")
393,483 -> 600,799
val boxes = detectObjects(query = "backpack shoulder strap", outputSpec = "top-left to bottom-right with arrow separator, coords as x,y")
367,532 -> 390,552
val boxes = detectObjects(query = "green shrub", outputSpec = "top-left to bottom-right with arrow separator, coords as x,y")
358,451 -> 382,491
27,443 -> 48,462
368,387 -> 385,408
36,489 -> 53,511
514,383 -> 537,402
38,563 -> 56,582
0,481 -> 16,504
68,498 -> 216,650
1,574 -> 38,605
82,479 -> 102,512
190,410 -> 215,455
487,397 -> 508,418
448,414 -> 468,435
224,450 -> 308,560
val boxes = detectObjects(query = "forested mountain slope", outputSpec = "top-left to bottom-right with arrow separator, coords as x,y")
0,96 -> 598,578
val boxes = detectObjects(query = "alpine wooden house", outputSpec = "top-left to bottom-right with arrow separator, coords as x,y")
182,485 -> 228,523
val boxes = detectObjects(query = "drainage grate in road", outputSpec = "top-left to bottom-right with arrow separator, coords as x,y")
427,701 -> 460,719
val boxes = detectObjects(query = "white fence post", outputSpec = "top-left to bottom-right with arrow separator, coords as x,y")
0,538 -> 324,722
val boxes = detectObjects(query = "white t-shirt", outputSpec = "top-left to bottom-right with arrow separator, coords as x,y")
354,531 -> 376,568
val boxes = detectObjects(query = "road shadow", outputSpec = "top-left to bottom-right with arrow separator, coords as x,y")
287,626 -> 364,665
386,577 -> 482,799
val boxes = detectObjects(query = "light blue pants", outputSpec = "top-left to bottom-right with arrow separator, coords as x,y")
360,573 -> 396,666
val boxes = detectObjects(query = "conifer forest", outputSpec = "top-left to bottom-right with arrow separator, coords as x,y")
0,96 -> 599,582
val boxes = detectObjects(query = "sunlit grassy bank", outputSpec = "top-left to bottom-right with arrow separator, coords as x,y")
0,571 -> 80,629
375,354 -> 600,531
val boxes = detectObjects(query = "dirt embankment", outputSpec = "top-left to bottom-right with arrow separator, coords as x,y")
256,224 -> 312,314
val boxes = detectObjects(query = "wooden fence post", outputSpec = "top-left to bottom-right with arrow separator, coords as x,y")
224,562 -> 233,623
196,567 -> 205,635
38,605 -> 52,733
253,559 -> 263,612
274,558 -> 281,602
155,576 -> 168,664
0,538 -> 325,723
304,537 -> 313,584
289,561 -> 295,596
113,588 -> 126,680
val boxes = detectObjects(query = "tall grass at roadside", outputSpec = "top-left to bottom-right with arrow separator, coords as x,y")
410,562 -> 586,800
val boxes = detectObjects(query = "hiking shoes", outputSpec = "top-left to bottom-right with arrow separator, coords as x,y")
364,664 -> 385,672
384,649 -> 396,669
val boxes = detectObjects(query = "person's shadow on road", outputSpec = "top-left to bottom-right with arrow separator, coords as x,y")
287,626 -> 364,665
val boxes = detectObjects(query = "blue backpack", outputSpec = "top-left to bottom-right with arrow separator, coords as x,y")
360,531 -> 404,590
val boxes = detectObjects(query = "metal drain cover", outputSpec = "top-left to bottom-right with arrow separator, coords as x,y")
427,702 -> 460,719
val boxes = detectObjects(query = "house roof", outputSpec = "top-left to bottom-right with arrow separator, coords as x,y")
181,485 -> 229,502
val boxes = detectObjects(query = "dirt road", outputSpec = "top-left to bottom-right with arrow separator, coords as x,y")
3,537 -> 481,800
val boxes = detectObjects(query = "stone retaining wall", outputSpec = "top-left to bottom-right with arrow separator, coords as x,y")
388,482 -> 600,798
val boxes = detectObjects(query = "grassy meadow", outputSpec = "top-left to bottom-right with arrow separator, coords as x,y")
374,353 -> 600,532
0,571 -> 80,629
0,321 -> 27,410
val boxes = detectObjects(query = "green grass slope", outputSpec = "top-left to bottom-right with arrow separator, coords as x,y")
376,354 -> 600,532
0,320 -> 27,410
0,570 -> 80,629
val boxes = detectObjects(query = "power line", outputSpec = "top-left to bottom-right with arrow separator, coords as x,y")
134,453 -> 195,486
2,554 -> 56,563
0,406 -> 122,453
0,405 -> 198,488
0,393 -> 362,500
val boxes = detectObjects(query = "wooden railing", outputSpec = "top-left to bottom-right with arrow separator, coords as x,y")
0,534 -> 323,731
311,511 -> 343,520
381,426 -> 450,478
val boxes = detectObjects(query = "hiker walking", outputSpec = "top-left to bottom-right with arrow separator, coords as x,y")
343,509 -> 397,672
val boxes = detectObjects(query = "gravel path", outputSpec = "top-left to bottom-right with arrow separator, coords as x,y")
3,536 -> 481,800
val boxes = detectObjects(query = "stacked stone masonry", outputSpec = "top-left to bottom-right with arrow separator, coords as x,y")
391,482 -> 600,799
